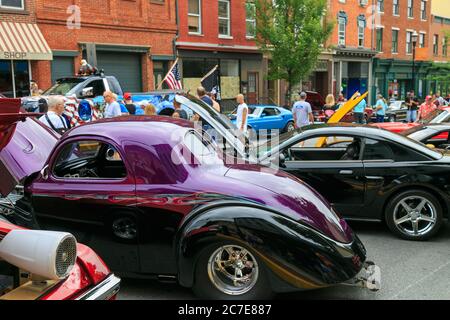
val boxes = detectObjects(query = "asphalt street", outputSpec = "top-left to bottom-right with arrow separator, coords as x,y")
117,221 -> 450,300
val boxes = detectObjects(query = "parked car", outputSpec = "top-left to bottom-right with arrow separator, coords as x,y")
258,124 -> 450,241
371,101 -> 408,123
229,105 -> 294,135
372,106 -> 450,133
1,97 -> 376,299
0,102 -> 120,300
401,124 -> 450,149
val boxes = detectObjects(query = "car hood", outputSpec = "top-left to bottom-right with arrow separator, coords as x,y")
224,164 -> 353,243
0,100 -> 58,196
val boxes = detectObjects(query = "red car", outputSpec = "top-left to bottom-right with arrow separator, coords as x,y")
372,106 -> 450,140
0,102 -> 120,300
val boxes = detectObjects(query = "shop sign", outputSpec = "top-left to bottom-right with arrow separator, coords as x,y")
2,52 -> 28,60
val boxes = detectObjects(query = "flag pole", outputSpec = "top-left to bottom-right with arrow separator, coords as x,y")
157,58 -> 179,90
201,65 -> 219,83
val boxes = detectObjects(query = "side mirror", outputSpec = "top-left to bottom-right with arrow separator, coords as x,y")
279,153 -> 286,168
40,165 -> 49,180
81,87 -> 94,98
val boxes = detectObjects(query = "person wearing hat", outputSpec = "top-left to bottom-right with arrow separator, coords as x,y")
418,96 -> 437,122
292,92 -> 314,128
123,92 -> 136,115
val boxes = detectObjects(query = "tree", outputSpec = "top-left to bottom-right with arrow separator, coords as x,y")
255,0 -> 333,104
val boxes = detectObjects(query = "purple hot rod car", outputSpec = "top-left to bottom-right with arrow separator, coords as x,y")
0,97 -> 377,299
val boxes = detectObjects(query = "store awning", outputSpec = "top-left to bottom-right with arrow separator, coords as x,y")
0,22 -> 52,61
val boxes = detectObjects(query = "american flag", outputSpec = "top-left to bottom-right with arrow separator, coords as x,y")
164,60 -> 183,90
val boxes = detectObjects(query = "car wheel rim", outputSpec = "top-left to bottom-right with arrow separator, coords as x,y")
112,217 -> 137,240
288,123 -> 295,132
207,245 -> 259,296
393,196 -> 437,237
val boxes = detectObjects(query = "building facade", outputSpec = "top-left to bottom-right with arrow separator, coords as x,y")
0,0 -> 53,97
23,0 -> 176,94
371,0 -> 433,100
327,0 -> 378,103
177,0 -> 269,109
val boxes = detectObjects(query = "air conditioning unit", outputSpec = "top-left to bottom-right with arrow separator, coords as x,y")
359,0 -> 368,6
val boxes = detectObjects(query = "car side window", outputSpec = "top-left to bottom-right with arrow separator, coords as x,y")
88,80 -> 106,97
263,108 -> 278,116
53,140 -> 127,179
287,136 -> 361,161
363,139 -> 394,161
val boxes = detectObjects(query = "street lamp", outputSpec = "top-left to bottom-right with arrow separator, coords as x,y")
411,31 -> 419,95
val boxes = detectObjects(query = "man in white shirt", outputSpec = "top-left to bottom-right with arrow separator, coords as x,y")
236,94 -> 249,134
103,91 -> 122,118
39,96 -> 68,134
292,92 -> 314,128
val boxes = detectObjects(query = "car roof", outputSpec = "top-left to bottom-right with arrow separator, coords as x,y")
64,116 -> 194,143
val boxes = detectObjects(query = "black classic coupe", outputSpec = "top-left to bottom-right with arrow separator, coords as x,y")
258,124 -> 450,241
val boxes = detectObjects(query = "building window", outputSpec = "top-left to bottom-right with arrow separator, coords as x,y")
377,0 -> 384,13
246,1 -> 256,38
407,0 -> 413,18
393,0 -> 399,15
219,0 -> 231,37
376,28 -> 383,52
420,0 -> 427,20
188,0 -> 201,34
0,60 -> 30,98
419,33 -> 425,48
357,16 -> 366,48
433,35 -> 439,56
337,12 -> 347,46
0,0 -> 24,10
406,31 -> 413,54
392,29 -> 399,53
443,37 -> 448,57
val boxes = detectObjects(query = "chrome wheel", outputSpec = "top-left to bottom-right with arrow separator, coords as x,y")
287,122 -> 295,132
207,245 -> 259,296
393,196 -> 437,237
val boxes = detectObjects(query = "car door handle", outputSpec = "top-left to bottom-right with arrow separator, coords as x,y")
339,170 -> 353,175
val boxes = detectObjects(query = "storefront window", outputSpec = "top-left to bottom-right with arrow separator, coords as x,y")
220,59 -> 239,99
0,60 -> 29,98
13,61 -> 30,97
0,61 -> 13,97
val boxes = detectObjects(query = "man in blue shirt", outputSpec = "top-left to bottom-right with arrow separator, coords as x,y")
375,94 -> 387,123
197,87 -> 213,107
353,93 -> 366,124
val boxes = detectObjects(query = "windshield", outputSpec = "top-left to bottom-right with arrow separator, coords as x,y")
428,109 -> 450,124
43,78 -> 84,96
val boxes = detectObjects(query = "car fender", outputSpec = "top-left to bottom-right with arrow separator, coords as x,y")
175,204 -> 365,291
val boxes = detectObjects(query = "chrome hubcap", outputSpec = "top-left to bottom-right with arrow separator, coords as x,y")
207,245 -> 259,296
393,196 -> 437,236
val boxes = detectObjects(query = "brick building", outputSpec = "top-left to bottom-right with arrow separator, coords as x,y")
0,0 -> 53,97
427,0 -> 450,95
0,0 -> 178,96
371,0 -> 433,100
325,0 -> 378,103
177,0 -> 269,108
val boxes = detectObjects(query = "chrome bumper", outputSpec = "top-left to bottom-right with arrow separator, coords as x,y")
75,274 -> 121,300
343,261 -> 381,292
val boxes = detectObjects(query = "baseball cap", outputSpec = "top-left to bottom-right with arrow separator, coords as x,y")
123,92 -> 132,100
300,91 -> 307,98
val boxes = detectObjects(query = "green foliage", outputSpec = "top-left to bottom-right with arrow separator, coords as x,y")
254,0 -> 333,100
427,62 -> 450,83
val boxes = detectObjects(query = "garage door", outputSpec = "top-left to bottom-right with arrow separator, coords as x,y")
96,52 -> 142,92
51,56 -> 74,84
